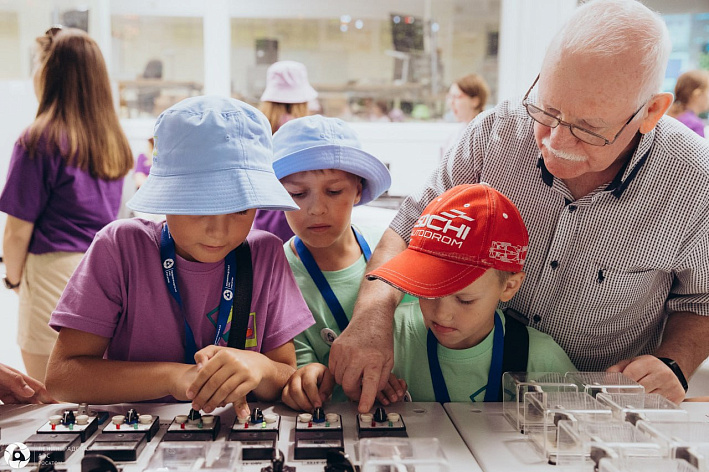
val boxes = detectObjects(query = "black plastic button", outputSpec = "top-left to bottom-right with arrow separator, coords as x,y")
533,315 -> 542,323
568,205 -> 578,212
550,260 -> 559,269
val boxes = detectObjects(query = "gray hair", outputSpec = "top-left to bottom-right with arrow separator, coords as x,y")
547,0 -> 671,107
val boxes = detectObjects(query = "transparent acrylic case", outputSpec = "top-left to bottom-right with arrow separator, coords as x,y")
598,457 -> 699,472
502,372 -> 578,433
596,393 -> 688,424
359,437 -> 449,472
143,442 -> 242,472
555,419 -> 665,467
523,391 -> 613,464
636,421 -> 709,471
565,372 -> 645,397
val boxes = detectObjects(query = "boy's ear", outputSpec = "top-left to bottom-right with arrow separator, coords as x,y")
353,178 -> 363,205
499,272 -> 525,303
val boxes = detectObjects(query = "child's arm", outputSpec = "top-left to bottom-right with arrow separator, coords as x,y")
46,328 -> 198,403
188,341 -> 298,414
282,363 -> 336,411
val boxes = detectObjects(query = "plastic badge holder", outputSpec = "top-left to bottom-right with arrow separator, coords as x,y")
636,421 -> 709,471
502,372 -> 578,433
564,372 -> 645,398
143,442 -> 242,472
596,393 -> 688,425
523,391 -> 613,464
555,419 -> 665,467
359,437 -> 449,472
598,457 -> 699,472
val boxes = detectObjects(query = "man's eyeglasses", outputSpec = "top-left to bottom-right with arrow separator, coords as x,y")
522,74 -> 646,147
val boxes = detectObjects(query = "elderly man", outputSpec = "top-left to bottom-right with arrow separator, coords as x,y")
331,0 -> 709,412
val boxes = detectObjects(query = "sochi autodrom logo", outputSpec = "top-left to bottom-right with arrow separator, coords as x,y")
4,442 -> 30,468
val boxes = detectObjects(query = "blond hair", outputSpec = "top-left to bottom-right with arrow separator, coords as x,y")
22,28 -> 133,180
259,102 -> 309,134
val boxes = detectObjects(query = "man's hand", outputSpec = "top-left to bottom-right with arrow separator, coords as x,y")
282,363 -> 335,412
0,363 -> 56,404
329,319 -> 395,413
375,372 -> 407,406
607,355 -> 686,404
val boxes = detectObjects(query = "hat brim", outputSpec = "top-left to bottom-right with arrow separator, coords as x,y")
273,145 -> 391,205
260,85 -> 318,104
366,247 -> 489,299
127,167 -> 298,215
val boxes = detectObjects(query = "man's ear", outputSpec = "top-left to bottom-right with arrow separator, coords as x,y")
639,92 -> 673,134
499,272 -> 525,302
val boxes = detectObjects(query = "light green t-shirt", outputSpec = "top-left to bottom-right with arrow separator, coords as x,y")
286,225 -> 388,402
392,302 -> 577,402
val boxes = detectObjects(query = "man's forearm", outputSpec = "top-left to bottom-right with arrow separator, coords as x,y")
349,228 -> 408,324
655,311 -> 709,377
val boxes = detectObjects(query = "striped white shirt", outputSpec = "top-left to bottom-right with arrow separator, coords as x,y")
390,99 -> 709,371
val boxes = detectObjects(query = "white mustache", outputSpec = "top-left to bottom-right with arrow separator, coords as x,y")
542,137 -> 587,162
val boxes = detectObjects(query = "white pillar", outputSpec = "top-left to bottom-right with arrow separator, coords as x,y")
497,0 -> 577,102
203,0 -> 231,97
90,0 -> 113,74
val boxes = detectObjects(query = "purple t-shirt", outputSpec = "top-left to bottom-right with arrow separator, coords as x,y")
252,210 -> 295,242
675,111 -> 706,138
50,219 -> 314,367
0,137 -> 123,254
134,153 -> 151,175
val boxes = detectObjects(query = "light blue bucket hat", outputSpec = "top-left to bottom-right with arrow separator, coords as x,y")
127,96 -> 298,215
272,115 -> 391,206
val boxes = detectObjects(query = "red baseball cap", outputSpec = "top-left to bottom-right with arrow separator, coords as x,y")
367,184 -> 529,298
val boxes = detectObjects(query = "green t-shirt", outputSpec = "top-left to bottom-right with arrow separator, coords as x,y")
392,302 -> 577,402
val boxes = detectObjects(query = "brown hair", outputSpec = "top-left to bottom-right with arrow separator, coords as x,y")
668,70 -> 709,117
456,74 -> 490,113
22,28 -> 133,180
259,101 -> 309,134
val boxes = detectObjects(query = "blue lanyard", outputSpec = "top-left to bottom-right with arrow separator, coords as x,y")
427,310 -> 504,403
294,227 -> 371,332
160,224 -> 236,364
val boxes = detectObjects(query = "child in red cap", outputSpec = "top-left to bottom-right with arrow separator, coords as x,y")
366,183 -> 576,402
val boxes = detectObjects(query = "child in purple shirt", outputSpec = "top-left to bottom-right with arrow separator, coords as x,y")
45,96 -> 314,418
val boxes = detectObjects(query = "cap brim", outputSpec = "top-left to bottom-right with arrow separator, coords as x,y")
127,167 -> 298,215
366,248 -> 488,298
273,145 -> 391,205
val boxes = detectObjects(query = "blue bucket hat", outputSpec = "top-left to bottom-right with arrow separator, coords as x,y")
127,96 -> 298,215
272,116 -> 391,206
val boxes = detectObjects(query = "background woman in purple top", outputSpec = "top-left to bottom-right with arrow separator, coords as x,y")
667,69 -> 709,138
0,27 -> 133,383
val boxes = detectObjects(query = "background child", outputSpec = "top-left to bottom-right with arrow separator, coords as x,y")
367,184 -> 576,402
45,96 -> 314,417
274,116 -> 395,411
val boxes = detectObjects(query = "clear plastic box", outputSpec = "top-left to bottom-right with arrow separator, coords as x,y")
565,372 -> 645,397
555,419 -> 665,467
359,437 -> 449,472
598,457 -> 699,472
523,391 -> 613,464
596,393 -> 688,424
502,372 -> 578,432
637,421 -> 709,471
143,442 -> 242,472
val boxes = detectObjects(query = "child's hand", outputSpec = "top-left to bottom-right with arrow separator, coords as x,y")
375,373 -> 407,406
282,363 -> 335,412
188,346 -> 264,417
168,364 -> 200,402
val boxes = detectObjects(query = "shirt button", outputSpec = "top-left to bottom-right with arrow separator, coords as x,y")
550,260 -> 559,269
568,205 -> 578,212
533,315 -> 542,323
